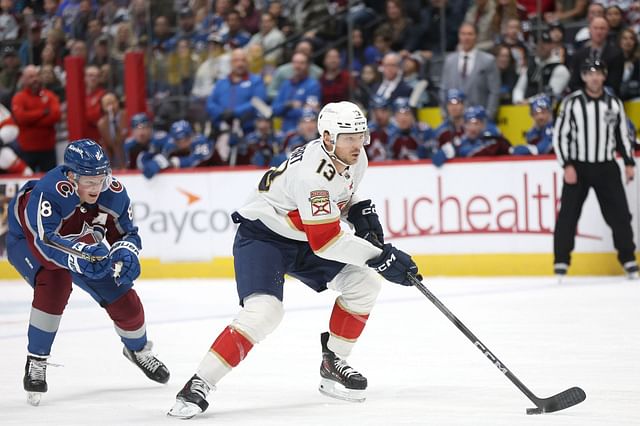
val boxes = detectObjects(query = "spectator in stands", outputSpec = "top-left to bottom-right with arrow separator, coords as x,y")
70,39 -> 89,63
96,92 -> 127,169
353,63 -> 381,110
363,27 -> 393,67
168,7 -> 206,53
544,0 -> 587,23
11,65 -> 61,172
89,34 -> 110,67
0,0 -> 19,41
574,2 -> 605,48
373,52 -> 412,105
167,38 -> 199,96
340,28 -> 366,77
0,46 -> 21,107
221,10 -> 251,49
70,0 -> 95,41
152,15 -> 173,52
278,108 -> 318,161
510,94 -> 554,155
124,112 -> 168,171
244,114 -> 281,167
494,44 -> 518,104
569,17 -> 625,96
517,0 -> 555,20
191,34 -> 231,129
491,0 -> 520,37
512,30 -> 570,104
388,98 -> 436,160
366,95 -> 394,161
19,21 -> 45,66
434,89 -> 466,150
320,48 -> 352,105
402,53 -> 435,108
84,65 -> 106,142
267,39 -> 323,100
110,22 -> 135,63
496,18 -> 528,72
57,0 -> 84,34
464,0 -> 496,51
267,0 -> 292,37
620,27 -> 640,100
272,52 -> 321,133
548,22 -> 568,64
41,0 -> 60,39
40,64 -> 65,102
440,23 -> 501,120
413,0 -> 462,55
605,5 -> 626,44
432,105 -> 510,167
378,0 -> 418,52
236,0 -> 261,35
40,43 -> 65,85
207,48 -> 267,141
247,12 -> 285,68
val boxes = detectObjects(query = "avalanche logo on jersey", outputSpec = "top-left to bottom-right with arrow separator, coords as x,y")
309,190 -> 331,216
62,221 -> 101,245
109,177 -> 124,193
55,181 -> 75,198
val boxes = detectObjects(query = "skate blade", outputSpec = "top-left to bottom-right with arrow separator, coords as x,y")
167,399 -> 203,419
27,392 -> 42,406
319,378 -> 366,403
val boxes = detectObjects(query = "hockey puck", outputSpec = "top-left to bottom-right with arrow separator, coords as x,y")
526,407 -> 543,415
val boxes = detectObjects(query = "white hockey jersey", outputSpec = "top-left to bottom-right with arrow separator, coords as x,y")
237,138 -> 382,266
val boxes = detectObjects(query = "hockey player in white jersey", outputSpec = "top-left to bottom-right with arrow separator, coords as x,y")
168,101 -> 420,419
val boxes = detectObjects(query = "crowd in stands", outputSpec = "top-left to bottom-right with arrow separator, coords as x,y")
0,0 -> 638,177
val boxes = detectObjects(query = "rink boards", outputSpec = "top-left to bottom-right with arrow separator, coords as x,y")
1,155 -> 638,278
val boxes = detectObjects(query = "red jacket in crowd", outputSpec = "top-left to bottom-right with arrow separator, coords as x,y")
11,87 -> 61,152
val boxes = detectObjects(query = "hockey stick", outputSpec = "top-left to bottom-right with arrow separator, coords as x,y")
366,234 -> 585,414
406,273 -> 586,414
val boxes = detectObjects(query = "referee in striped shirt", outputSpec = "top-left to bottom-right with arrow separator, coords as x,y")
552,58 -> 638,280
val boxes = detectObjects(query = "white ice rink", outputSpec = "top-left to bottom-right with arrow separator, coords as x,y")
1,276 -> 638,426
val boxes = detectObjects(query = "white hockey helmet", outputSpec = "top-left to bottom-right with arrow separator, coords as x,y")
317,101 -> 369,145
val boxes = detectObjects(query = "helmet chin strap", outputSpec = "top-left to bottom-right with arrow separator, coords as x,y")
323,139 -> 350,169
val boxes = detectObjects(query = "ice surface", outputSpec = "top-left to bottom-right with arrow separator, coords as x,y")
1,276 -> 638,425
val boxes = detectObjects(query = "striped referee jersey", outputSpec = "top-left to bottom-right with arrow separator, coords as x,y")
552,89 -> 635,167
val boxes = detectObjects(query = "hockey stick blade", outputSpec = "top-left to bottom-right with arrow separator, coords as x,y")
406,273 -> 586,415
526,387 -> 586,415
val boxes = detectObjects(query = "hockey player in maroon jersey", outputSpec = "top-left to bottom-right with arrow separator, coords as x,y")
6,139 -> 169,406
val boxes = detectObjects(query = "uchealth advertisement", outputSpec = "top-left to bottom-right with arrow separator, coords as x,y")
0,158 -> 638,272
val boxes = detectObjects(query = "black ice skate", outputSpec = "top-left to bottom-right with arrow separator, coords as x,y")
24,355 -> 48,406
318,332 -> 367,402
167,374 -> 213,419
624,261 -> 639,280
123,341 -> 170,384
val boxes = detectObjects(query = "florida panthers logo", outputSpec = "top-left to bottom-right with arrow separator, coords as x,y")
109,177 -> 123,193
55,181 -> 75,198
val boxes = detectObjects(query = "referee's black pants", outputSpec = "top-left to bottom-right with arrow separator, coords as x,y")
554,161 -> 636,266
